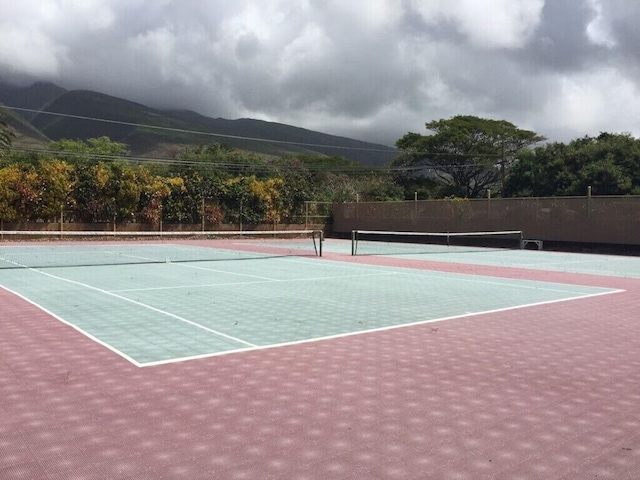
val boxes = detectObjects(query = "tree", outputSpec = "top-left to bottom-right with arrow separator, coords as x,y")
0,165 -> 22,221
219,176 -> 284,224
393,116 -> 545,198
503,143 -> 574,197
355,175 -> 405,201
71,162 -> 140,222
49,136 -> 129,157
175,143 -> 273,179
504,133 -> 640,197
138,170 -> 185,226
34,159 -> 75,221
1,165 -> 39,221
272,157 -> 313,222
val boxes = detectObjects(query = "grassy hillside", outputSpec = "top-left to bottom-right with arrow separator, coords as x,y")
0,104 -> 50,144
0,80 -> 67,120
1,81 -> 398,166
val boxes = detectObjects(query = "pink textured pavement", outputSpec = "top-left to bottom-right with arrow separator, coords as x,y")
1,257 -> 640,480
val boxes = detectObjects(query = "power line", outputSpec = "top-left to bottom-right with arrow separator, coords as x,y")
7,144 -> 507,173
2,105 -> 508,171
6,146 -> 390,174
1,105 -> 399,153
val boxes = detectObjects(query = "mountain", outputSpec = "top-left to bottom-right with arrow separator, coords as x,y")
0,81 -> 67,119
0,80 -> 397,166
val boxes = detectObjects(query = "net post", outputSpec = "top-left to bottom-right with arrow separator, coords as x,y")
319,230 -> 324,257
305,201 -> 309,229
519,231 -> 524,249
351,230 -> 357,255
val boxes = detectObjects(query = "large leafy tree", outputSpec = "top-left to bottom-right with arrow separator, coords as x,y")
0,165 -> 22,221
0,165 -> 39,221
70,162 -> 141,222
138,169 -> 185,226
393,116 -> 545,198
504,133 -> 640,197
34,159 -> 75,221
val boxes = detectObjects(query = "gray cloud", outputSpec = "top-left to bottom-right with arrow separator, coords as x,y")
1,0 -> 639,145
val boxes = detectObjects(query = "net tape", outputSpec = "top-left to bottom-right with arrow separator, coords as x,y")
351,229 -> 524,255
0,230 -> 323,269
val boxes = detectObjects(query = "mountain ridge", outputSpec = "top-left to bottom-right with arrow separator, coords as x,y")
0,80 -> 397,166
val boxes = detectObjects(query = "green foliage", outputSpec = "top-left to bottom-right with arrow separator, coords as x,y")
175,143 -> 275,179
12,128 -> 640,225
34,159 -> 75,220
393,115 -> 545,198
0,165 -> 22,221
270,158 -> 313,222
49,136 -> 130,157
504,133 -> 640,197
0,164 -> 40,221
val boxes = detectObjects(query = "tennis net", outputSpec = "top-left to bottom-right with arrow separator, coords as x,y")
0,229 -> 323,269
351,229 -> 524,256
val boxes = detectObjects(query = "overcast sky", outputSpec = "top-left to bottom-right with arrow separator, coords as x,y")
1,0 -> 639,146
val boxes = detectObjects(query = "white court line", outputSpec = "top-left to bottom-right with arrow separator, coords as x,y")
0,285 -> 143,368
275,256 -> 612,296
93,250 -> 281,281
171,262 -> 278,281
519,259 -> 621,268
110,271 -> 399,293
2,255 -> 625,368
395,269 -> 605,296
2,262 -> 257,352
139,288 -> 625,367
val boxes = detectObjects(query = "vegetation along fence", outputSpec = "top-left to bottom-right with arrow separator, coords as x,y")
332,195 -> 640,246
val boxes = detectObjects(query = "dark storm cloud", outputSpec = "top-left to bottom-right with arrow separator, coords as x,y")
1,0 -> 638,145
525,0 -> 603,71
603,0 -> 640,71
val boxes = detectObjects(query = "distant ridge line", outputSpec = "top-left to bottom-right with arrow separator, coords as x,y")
1,105 -> 398,153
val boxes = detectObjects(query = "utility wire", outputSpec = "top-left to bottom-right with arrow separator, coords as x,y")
1,105 -> 398,153
7,145 -> 506,173
2,105 -> 509,171
7,146 -> 390,174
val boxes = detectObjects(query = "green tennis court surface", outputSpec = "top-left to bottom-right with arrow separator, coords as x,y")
331,237 -> 640,278
0,242 -> 620,366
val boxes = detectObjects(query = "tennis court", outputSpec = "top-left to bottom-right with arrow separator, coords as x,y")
1,233 -> 640,479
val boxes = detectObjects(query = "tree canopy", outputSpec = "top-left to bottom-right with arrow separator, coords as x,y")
504,133 -> 640,197
0,139 -> 403,224
393,115 -> 545,198
2,123 -> 639,226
